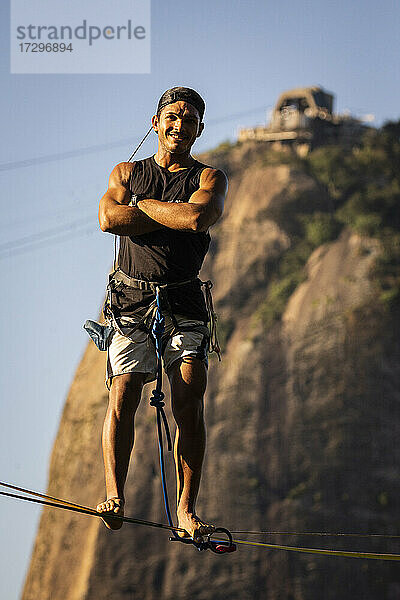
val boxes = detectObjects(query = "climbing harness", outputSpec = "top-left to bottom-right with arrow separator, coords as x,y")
95,266 -> 220,355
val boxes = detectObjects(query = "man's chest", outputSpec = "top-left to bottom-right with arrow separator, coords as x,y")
131,164 -> 199,204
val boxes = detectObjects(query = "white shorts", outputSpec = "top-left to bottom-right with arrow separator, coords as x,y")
106,313 -> 209,389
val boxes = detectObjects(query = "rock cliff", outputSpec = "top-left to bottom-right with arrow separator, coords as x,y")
22,141 -> 400,600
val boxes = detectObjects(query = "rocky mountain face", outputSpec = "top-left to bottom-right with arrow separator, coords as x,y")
22,141 -> 400,600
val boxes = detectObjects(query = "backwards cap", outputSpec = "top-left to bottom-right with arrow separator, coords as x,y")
157,87 -> 205,121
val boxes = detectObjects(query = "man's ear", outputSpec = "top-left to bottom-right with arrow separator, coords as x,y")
197,122 -> 205,138
151,114 -> 159,133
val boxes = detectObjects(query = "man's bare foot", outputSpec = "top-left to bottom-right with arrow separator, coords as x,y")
96,498 -> 124,530
177,509 -> 215,541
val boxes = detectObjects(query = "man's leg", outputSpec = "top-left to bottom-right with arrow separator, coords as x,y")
97,372 -> 146,529
168,357 -> 214,540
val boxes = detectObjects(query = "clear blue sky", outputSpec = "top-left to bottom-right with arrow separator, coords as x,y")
0,1 -> 399,597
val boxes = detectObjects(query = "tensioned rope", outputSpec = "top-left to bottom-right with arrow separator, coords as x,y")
0,482 -> 185,534
1,482 -> 399,561
231,530 -> 400,539
231,539 -> 400,561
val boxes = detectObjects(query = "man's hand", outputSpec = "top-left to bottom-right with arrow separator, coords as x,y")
99,162 -> 162,236
137,168 -> 227,232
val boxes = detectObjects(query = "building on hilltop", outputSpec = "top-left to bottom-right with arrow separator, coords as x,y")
238,86 -> 371,152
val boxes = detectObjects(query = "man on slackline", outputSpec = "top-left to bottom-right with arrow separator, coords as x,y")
96,86 -> 227,541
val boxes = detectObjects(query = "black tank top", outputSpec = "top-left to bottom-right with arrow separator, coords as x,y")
114,156 -> 211,320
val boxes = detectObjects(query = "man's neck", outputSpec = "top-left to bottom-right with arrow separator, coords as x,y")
154,148 -> 195,171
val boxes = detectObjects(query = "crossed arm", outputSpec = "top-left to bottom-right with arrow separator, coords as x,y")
99,162 -> 227,235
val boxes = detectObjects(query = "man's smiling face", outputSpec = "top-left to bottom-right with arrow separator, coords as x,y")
152,101 -> 204,155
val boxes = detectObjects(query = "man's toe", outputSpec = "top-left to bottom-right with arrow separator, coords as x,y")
96,498 -> 123,515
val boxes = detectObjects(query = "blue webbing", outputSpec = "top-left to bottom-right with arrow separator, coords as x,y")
149,288 -> 235,552
149,288 -> 181,541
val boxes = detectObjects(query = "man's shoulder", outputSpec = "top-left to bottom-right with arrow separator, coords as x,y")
109,158 -> 152,188
197,165 -> 228,189
194,159 -> 227,180
110,161 -> 134,185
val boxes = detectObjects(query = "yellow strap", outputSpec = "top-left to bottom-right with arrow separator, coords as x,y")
233,538 -> 400,561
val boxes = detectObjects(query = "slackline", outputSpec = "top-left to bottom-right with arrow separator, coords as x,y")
1,482 -> 399,561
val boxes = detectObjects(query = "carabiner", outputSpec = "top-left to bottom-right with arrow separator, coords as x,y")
207,527 -> 237,554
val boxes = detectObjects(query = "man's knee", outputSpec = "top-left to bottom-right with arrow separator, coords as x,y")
109,372 -> 146,418
172,393 -> 204,429
169,358 -> 206,423
169,357 -> 207,391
